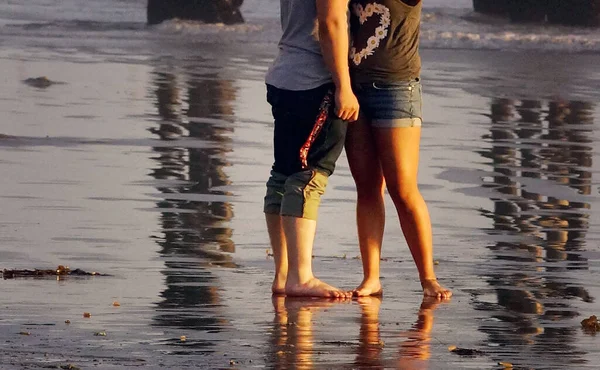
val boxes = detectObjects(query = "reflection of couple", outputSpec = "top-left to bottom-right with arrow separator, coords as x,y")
270,296 -> 446,368
264,0 -> 452,299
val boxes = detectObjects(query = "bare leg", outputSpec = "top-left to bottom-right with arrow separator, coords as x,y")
374,127 -> 452,299
283,216 -> 352,298
345,117 -> 385,296
266,213 -> 288,295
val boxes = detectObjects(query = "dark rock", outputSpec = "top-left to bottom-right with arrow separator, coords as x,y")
23,77 -> 52,88
472,0 -> 508,15
581,315 -> 600,334
547,0 -> 600,27
23,76 -> 64,88
147,0 -> 244,26
507,0 -> 547,23
473,0 -> 600,27
448,345 -> 486,357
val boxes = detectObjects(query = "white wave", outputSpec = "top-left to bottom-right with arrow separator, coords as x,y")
155,19 -> 264,35
420,9 -> 600,53
421,29 -> 600,52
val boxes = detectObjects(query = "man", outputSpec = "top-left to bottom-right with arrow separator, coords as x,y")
264,0 -> 359,297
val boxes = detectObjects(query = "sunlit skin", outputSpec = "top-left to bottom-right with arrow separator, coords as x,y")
266,214 -> 353,298
345,117 -> 452,299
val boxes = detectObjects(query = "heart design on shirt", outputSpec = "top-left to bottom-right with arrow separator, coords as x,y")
350,3 -> 391,66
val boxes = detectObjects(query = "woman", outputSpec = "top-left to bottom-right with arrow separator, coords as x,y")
346,0 -> 452,298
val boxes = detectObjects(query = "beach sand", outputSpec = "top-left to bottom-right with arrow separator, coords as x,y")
1,39 -> 600,369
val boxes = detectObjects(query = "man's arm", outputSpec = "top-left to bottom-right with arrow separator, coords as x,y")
316,0 -> 359,122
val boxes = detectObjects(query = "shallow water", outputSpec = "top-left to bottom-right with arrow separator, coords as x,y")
1,1 -> 600,369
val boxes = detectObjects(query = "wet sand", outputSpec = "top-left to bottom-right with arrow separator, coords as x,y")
1,45 -> 600,369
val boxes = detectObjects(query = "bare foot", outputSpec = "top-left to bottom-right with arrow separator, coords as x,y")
353,279 -> 383,297
285,277 -> 352,298
272,273 -> 286,295
421,279 -> 452,299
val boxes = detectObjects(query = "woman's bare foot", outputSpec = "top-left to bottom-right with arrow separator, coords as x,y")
353,278 -> 383,297
285,277 -> 352,298
421,279 -> 452,299
272,273 -> 286,295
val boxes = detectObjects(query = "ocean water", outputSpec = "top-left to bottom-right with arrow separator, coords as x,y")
1,0 -> 600,53
1,1 -> 600,369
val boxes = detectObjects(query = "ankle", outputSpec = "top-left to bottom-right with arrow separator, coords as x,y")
421,277 -> 438,285
362,276 -> 380,283
275,269 -> 288,279
286,272 -> 314,286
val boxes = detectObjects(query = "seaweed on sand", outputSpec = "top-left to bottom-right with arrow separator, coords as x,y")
2,265 -> 109,279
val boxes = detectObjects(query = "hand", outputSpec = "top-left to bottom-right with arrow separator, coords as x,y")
334,87 -> 360,122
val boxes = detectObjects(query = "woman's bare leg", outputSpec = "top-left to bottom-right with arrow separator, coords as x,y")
373,126 -> 451,299
345,117 -> 386,296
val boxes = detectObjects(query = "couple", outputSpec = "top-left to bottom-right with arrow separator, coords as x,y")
263,0 -> 452,299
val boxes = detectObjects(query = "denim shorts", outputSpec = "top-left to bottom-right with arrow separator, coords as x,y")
354,78 -> 423,128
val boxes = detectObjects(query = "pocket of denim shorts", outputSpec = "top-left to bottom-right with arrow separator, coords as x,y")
371,81 -> 416,91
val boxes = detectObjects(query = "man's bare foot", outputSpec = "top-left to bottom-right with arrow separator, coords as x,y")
272,273 -> 286,295
421,279 -> 452,299
353,279 -> 383,297
285,277 -> 352,298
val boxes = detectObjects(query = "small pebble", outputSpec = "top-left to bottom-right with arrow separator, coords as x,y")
83,312 -> 91,318
112,301 -> 120,307
65,320 -> 71,324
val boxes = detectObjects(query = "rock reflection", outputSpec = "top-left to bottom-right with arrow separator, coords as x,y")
149,66 -> 237,341
476,97 -> 594,365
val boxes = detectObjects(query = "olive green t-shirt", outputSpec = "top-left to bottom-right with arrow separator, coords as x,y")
349,0 -> 422,83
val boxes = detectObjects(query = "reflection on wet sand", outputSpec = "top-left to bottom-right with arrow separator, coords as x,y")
270,296 -> 334,369
354,297 -> 383,369
397,298 -> 447,370
476,97 -> 594,365
148,66 -> 237,343
268,296 -> 446,369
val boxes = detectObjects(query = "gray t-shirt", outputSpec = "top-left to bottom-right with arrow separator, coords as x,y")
265,0 -> 332,91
